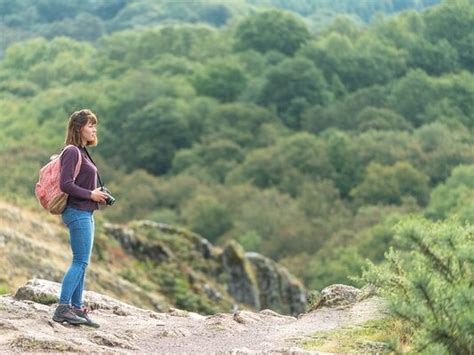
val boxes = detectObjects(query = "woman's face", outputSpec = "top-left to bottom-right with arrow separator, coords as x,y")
80,120 -> 97,145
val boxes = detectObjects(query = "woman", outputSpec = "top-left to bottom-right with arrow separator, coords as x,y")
52,109 -> 108,327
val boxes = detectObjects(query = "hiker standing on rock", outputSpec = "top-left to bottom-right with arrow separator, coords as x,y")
52,109 -> 108,327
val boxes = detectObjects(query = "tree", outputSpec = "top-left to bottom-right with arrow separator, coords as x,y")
120,97 -> 193,175
425,164 -> 474,222
302,85 -> 389,133
200,102 -> 277,148
355,107 -> 412,132
182,194 -> 233,243
172,139 -> 244,183
259,57 -> 330,127
351,162 -> 430,206
415,123 -> 474,184
227,133 -> 334,197
191,59 -> 247,102
359,218 -> 473,354
424,0 -> 474,70
389,69 -> 436,127
321,129 -> 362,197
234,10 -> 310,56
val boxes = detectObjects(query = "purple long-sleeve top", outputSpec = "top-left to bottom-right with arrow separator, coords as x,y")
59,145 -> 99,211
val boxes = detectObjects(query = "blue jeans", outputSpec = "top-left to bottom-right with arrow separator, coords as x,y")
59,206 -> 94,308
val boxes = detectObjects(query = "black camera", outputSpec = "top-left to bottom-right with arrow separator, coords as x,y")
100,186 -> 116,206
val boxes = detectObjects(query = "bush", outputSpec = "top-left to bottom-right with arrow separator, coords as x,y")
358,218 -> 473,354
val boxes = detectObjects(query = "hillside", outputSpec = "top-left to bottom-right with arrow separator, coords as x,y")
0,200 -> 305,316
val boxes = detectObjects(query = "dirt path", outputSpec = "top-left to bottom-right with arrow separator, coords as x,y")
0,292 -> 387,354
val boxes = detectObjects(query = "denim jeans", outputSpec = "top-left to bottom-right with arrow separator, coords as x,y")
59,206 -> 94,308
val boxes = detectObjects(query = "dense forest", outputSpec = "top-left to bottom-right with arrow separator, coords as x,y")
0,0 -> 442,56
0,0 -> 473,352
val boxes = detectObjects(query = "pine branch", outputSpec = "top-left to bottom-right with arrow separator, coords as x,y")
408,232 -> 455,283
416,282 -> 439,323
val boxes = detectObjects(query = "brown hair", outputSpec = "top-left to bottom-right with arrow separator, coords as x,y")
65,109 -> 98,147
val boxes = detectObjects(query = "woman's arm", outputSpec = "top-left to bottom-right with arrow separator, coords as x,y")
59,147 -> 92,200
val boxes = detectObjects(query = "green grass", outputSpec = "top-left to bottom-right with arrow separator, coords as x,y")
0,285 -> 10,295
300,318 -> 412,353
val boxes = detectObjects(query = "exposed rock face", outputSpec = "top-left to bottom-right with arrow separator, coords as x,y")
104,223 -> 172,263
105,221 -> 307,316
246,252 -> 306,315
221,241 -> 260,309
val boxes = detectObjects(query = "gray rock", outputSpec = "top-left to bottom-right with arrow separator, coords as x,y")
104,223 -> 171,263
221,241 -> 260,309
13,278 -> 164,318
246,252 -> 306,316
311,284 -> 361,310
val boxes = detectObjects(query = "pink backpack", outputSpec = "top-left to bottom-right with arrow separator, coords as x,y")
35,145 -> 82,214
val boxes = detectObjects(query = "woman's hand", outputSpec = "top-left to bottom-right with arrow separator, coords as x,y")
90,188 -> 108,204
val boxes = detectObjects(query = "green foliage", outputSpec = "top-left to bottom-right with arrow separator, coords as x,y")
157,263 -> 218,314
120,97 -> 194,175
102,169 -> 161,222
414,123 -> 474,184
237,230 -> 262,252
425,165 -> 474,222
191,59 -> 247,102
424,0 -> 474,70
172,139 -> 244,183
307,246 -> 366,290
183,195 -> 233,243
227,133 -> 334,196
359,218 -> 473,354
1,37 -> 97,88
259,57 -> 330,126
351,162 -> 430,206
389,70 -> 474,128
234,10 -> 310,55
355,107 -> 412,132
300,318 -> 410,353
202,103 -> 277,147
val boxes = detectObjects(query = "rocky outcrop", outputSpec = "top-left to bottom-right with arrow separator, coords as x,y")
246,252 -> 306,315
0,279 -> 387,354
221,241 -> 260,309
104,221 -> 307,316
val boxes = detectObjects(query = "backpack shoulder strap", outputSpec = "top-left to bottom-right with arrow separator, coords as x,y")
62,145 -> 82,179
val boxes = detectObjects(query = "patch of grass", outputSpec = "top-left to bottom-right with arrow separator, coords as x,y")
36,293 -> 58,305
10,336 -> 77,351
300,318 -> 413,353
0,285 -> 10,295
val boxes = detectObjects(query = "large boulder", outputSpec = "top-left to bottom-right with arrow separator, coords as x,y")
309,284 -> 376,310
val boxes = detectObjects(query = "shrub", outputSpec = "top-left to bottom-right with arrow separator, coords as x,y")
358,218 -> 473,354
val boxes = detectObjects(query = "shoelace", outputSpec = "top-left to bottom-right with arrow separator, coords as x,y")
73,306 -> 89,315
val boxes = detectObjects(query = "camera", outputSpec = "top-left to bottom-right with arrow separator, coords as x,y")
100,186 -> 116,206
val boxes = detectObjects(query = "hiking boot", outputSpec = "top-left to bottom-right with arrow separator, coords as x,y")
53,304 -> 88,325
72,306 -> 100,328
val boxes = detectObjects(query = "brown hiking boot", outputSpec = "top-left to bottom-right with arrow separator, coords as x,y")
52,304 -> 88,325
73,306 -> 100,328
